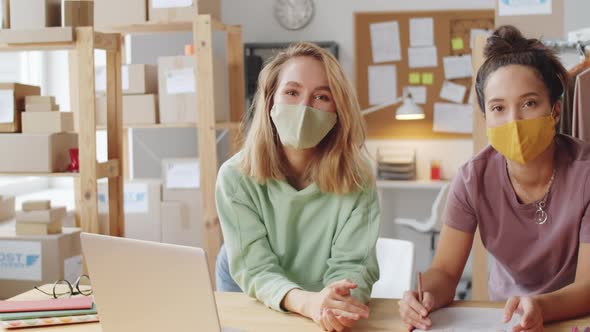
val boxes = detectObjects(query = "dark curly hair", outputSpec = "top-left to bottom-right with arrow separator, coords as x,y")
475,25 -> 569,113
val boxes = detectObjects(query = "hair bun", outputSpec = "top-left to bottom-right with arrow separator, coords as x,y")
484,25 -> 543,58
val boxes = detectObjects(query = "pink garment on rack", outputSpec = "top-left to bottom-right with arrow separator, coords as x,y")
572,67 -> 590,142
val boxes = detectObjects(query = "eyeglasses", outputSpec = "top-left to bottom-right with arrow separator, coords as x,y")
34,275 -> 93,299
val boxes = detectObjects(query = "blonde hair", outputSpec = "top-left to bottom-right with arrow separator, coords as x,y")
239,42 -> 373,194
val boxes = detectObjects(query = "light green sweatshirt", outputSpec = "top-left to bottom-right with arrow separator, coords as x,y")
215,152 -> 380,312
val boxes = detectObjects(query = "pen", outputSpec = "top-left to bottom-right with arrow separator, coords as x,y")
418,272 -> 424,304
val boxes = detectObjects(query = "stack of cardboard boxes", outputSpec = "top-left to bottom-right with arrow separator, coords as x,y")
96,158 -> 204,248
96,64 -> 159,126
22,96 -> 74,134
0,0 -> 219,32
94,0 -> 220,30
98,179 -> 163,242
0,85 -> 78,173
15,201 -> 65,236
160,159 -> 203,247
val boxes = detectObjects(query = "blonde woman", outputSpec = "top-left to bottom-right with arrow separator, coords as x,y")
215,42 -> 380,331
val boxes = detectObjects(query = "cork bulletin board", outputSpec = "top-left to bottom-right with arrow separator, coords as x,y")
355,10 -> 494,139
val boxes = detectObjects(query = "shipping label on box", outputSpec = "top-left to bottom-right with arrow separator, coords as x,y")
166,68 -> 196,95
123,183 -> 149,213
98,183 -> 150,213
63,254 -> 83,284
152,0 -> 193,8
165,160 -> 200,189
0,89 -> 14,123
0,241 -> 42,281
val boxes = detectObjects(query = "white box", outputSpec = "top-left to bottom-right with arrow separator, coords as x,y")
123,64 -> 158,95
0,133 -> 78,173
162,158 -> 199,191
0,227 -> 82,299
94,0 -> 146,30
122,94 -> 158,125
98,179 -> 162,242
10,0 -> 61,30
22,112 -> 74,133
148,0 -> 220,22
157,55 -> 229,124
160,191 -> 203,248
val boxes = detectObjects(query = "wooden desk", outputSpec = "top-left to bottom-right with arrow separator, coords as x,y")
3,286 -> 589,331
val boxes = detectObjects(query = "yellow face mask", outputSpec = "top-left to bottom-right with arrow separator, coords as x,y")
486,114 -> 556,164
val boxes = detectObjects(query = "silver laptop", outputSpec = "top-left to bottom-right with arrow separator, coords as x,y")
81,233 -> 240,332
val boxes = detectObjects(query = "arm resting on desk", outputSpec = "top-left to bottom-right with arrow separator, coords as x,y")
534,243 -> 590,322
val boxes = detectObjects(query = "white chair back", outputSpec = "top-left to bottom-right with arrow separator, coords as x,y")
371,237 -> 415,299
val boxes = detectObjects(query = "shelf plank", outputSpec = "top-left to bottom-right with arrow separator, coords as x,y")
96,122 -> 240,130
0,27 -> 74,51
104,21 -> 193,35
97,16 -> 229,35
0,172 -> 79,177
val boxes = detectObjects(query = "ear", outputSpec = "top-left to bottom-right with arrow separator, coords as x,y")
552,100 -> 562,124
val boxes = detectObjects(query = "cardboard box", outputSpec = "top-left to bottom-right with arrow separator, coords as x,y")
157,55 -> 229,124
0,227 -> 82,299
0,196 -> 15,222
157,56 -> 196,124
160,193 -> 203,248
22,200 -> 52,212
63,0 -> 93,27
16,207 -> 66,224
0,83 -> 41,133
25,103 -> 59,112
10,0 -> 61,30
22,112 -> 74,134
94,0 -> 146,30
123,64 -> 158,95
161,158 -> 203,247
148,0 -> 220,22
98,179 -> 162,242
162,158 -> 199,196
123,94 -> 158,125
25,96 -> 55,105
16,221 -> 62,236
0,133 -> 78,173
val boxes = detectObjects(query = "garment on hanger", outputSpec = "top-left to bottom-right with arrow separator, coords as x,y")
572,66 -> 590,142
562,58 -> 590,136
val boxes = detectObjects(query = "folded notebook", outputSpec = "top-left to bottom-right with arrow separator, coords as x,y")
1,314 -> 99,329
0,303 -> 97,321
0,296 -> 93,313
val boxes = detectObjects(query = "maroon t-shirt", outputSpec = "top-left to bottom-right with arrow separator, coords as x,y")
445,134 -> 590,300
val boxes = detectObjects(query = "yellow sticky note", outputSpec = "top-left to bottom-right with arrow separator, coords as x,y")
422,72 -> 434,85
452,37 -> 464,50
409,72 -> 421,84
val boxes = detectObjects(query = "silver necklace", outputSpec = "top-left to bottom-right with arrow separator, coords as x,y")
508,165 -> 556,225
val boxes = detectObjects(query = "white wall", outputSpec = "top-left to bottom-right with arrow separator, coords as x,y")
222,0 -> 495,83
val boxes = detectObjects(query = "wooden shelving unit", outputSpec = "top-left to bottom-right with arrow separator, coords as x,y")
0,27 -> 125,237
104,15 -> 246,274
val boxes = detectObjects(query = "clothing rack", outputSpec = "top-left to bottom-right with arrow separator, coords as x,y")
543,39 -> 590,56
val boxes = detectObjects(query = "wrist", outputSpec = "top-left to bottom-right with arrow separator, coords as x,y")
531,295 -> 547,321
282,289 -> 310,316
